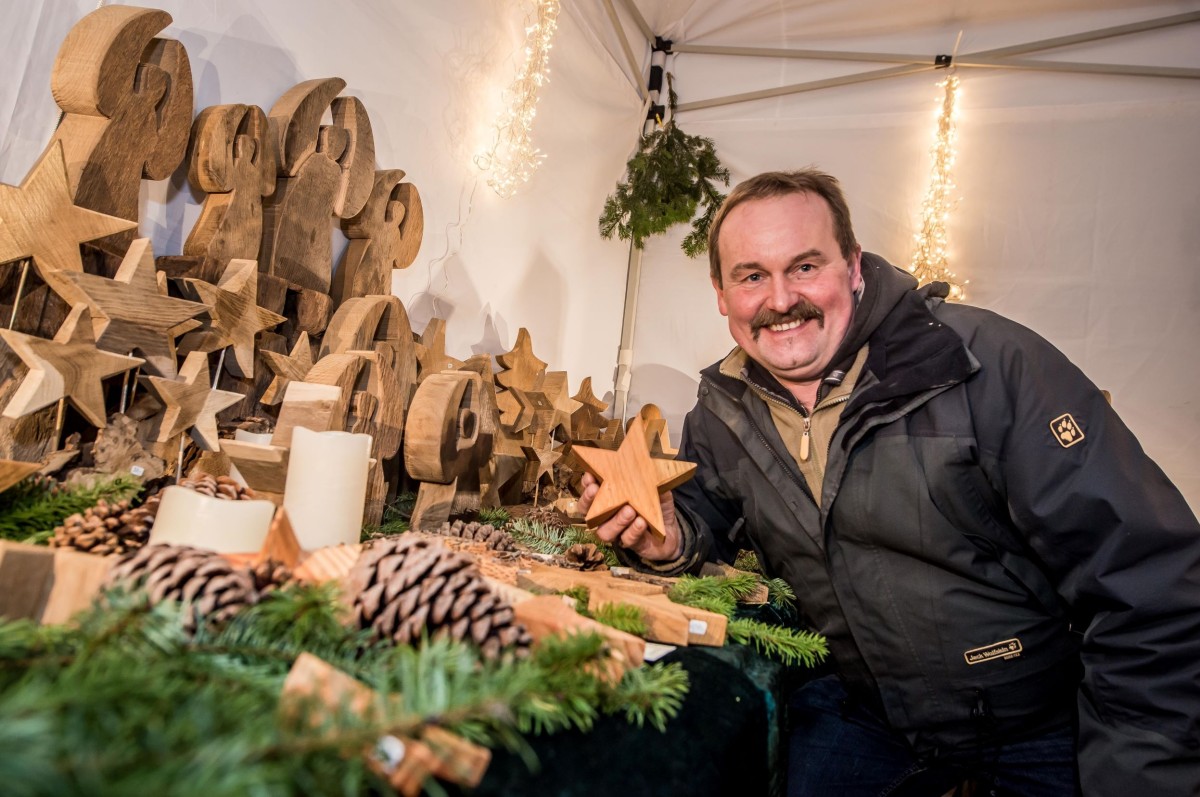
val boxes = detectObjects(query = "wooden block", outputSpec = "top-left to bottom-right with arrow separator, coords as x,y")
513,594 -> 645,682
0,542 -> 55,621
292,543 -> 361,584
586,585 -> 690,646
420,725 -> 491,789
516,562 -> 666,596
41,548 -> 115,625
271,381 -> 342,448
259,507 -> 302,567
221,438 -> 290,495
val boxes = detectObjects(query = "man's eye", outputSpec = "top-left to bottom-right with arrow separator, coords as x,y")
745,273 -> 763,282
796,263 -> 814,273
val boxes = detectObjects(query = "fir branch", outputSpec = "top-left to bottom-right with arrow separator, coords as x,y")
764,577 -> 796,612
726,618 -> 828,668
591,603 -> 648,638
667,573 -> 760,617
0,473 -> 143,544
508,518 -> 590,556
477,506 -> 511,526
608,662 -> 689,732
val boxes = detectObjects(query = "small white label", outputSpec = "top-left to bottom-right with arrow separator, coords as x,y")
643,642 -> 676,662
374,735 -> 406,771
129,465 -> 145,477
688,619 -> 708,635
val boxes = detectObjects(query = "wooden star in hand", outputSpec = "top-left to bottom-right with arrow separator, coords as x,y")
571,416 -> 697,540
142,350 -> 244,450
181,258 -> 285,378
48,238 -> 209,377
496,328 -> 546,392
0,140 -> 137,277
260,331 -> 314,405
0,303 -> 144,428
415,317 -> 464,382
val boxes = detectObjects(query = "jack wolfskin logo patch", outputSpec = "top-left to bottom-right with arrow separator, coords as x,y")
964,638 -> 1023,666
1050,413 -> 1084,448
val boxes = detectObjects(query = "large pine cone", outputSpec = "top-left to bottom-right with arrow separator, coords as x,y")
106,544 -> 259,633
436,520 -> 516,552
51,499 -> 146,556
348,536 -> 531,660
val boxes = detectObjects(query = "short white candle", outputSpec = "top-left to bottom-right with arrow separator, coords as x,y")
149,485 -> 277,552
283,426 -> 373,549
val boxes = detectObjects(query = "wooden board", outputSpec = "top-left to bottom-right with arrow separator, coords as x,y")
516,561 -> 666,596
0,459 -> 42,493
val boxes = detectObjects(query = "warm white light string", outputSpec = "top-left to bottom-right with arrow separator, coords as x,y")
909,73 -> 966,301
475,0 -> 561,198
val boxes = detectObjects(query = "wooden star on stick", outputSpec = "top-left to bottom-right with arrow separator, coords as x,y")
141,350 -> 243,450
49,238 -> 209,377
260,331 -> 314,405
0,140 -> 137,277
415,317 -> 464,382
0,303 -> 143,428
571,416 -> 697,540
495,328 -> 546,392
180,258 -> 285,378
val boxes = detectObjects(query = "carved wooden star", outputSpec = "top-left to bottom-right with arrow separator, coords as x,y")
496,386 -> 535,432
522,443 -> 561,491
496,327 -> 546,392
49,238 -> 209,378
181,258 -> 285,378
415,317 -> 464,382
571,416 -> 697,540
0,140 -> 137,278
142,350 -> 243,450
529,371 -> 582,434
260,331 -> 314,405
0,303 -> 144,428
571,377 -> 609,441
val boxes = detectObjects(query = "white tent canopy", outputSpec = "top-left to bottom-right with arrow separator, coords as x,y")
2,0 -> 1198,511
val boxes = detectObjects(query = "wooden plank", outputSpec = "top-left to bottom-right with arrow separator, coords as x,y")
516,561 -> 666,596
0,542 -> 55,621
41,548 -> 114,625
512,593 -> 645,682
586,585 -> 690,646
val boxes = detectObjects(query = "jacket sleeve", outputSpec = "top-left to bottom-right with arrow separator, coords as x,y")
962,312 -> 1200,794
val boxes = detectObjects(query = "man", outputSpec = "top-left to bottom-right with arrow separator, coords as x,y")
579,170 -> 1200,795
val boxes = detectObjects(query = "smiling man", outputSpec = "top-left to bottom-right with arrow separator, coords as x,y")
579,170 -> 1200,796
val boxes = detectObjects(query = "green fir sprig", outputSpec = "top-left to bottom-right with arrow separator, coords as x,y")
726,618 -> 828,668
561,586 -> 647,637
508,518 -> 618,566
477,506 -> 511,526
0,474 -> 143,545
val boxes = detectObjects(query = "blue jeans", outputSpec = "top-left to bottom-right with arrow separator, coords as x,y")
787,676 -> 1079,797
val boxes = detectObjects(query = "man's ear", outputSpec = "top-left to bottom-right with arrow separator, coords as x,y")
712,276 -> 729,317
849,246 -> 864,293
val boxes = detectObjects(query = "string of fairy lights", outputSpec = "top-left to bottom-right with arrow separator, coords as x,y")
908,72 -> 966,300
475,0 -> 561,199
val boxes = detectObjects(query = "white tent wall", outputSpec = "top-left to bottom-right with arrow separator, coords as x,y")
575,2 -> 1200,514
0,0 -> 642,400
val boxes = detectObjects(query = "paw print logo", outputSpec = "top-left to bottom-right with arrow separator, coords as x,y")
1050,413 -> 1085,448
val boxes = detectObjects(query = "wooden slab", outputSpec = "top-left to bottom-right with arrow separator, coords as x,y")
0,459 -> 41,493
291,543 -> 362,584
516,561 -> 666,596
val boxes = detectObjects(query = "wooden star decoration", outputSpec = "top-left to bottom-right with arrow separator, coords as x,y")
496,386 -> 535,433
48,238 -> 210,378
181,258 -> 285,378
260,331 -> 314,405
522,443 -> 561,492
571,377 -> 609,441
529,371 -> 582,435
0,140 -> 137,278
0,303 -> 143,428
571,416 -> 697,540
415,317 -> 464,382
496,327 -> 547,392
141,350 -> 244,450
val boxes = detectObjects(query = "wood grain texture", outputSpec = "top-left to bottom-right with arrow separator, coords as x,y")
141,350 -> 243,450
495,328 -> 546,393
0,141 -> 137,278
333,171 -> 423,304
258,507 -> 302,566
260,331 -> 313,405
180,258 -> 286,379
415,317 -> 464,383
405,371 -> 484,531
270,381 -> 342,449
0,459 -> 41,493
220,438 -> 289,496
570,376 -> 608,442
320,294 -> 416,428
0,303 -> 143,428
182,104 -> 276,283
513,594 -> 645,682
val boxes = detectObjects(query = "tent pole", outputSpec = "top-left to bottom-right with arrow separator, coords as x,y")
674,43 -> 931,64
601,0 -> 646,100
614,0 -> 653,42
975,10 -> 1200,58
955,58 -> 1200,80
612,243 -> 643,424
678,63 -> 933,113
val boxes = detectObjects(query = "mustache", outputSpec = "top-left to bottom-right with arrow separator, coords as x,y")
751,301 -> 824,340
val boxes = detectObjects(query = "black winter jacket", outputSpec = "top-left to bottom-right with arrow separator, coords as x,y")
670,255 -> 1200,794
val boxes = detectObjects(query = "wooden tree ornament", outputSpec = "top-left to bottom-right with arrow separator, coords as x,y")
179,258 -> 286,378
261,78 -> 375,294
571,416 -> 697,540
49,238 -> 209,378
140,350 -> 243,451
404,372 -> 487,531
332,169 -> 423,305
0,304 -> 143,428
570,377 -> 609,442
47,4 -> 192,254
0,140 -> 138,279
180,104 -> 277,283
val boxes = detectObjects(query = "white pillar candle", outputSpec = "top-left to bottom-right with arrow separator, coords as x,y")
149,485 -> 277,552
283,426 -> 372,549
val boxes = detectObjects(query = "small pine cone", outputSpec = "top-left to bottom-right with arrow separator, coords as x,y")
51,498 -> 145,555
117,491 -> 162,539
179,473 -> 258,501
250,558 -> 293,592
436,520 -> 516,552
106,544 -> 259,634
565,543 -> 608,571
524,504 -> 568,530
348,536 -> 531,660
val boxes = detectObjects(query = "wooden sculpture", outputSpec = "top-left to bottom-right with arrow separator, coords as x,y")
404,372 -> 486,531
320,294 -> 417,429
0,304 -> 143,428
570,377 -> 609,442
332,169 -> 423,304
49,238 -> 209,377
260,331 -> 314,405
47,4 -> 192,255
459,355 -> 525,508
0,141 -> 137,279
179,258 -> 286,378
527,371 -> 580,440
261,78 -> 375,295
415,317 -> 464,383
570,416 -> 696,540
140,350 -> 243,451
495,386 -> 535,433
634,403 -> 678,457
495,328 -> 546,392
180,104 -> 277,283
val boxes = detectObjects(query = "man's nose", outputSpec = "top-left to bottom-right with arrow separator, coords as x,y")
767,278 -> 796,312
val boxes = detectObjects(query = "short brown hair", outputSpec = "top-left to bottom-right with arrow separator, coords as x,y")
708,169 -> 858,284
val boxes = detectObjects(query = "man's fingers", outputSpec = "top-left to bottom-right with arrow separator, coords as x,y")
619,515 -> 647,548
577,478 -> 600,513
592,505 -> 636,544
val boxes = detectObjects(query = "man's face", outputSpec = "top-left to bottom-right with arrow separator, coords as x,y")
713,192 -> 862,391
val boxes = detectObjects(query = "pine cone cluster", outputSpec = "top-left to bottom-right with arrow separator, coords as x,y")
522,504 -> 569,530
435,520 -> 516,551
106,544 -> 259,634
565,543 -> 608,571
349,536 -> 531,660
180,473 -> 258,501
50,498 -> 159,556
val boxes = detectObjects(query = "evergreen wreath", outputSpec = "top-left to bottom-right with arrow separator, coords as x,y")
598,79 -> 730,257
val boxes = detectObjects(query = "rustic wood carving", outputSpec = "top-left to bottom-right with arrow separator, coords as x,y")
320,294 -> 416,425
260,331 -> 314,405
332,170 -> 423,304
495,386 -> 535,434
459,355 -> 523,509
0,303 -> 143,428
181,104 -> 277,283
528,371 -> 580,439
141,350 -> 243,450
404,372 -> 485,530
570,416 -> 697,540
220,439 -> 289,500
495,327 -> 546,392
47,4 -> 192,254
261,78 -> 375,294
49,238 -> 209,377
179,258 -> 286,378
415,317 -> 464,382
570,377 -> 609,441
0,141 -> 138,279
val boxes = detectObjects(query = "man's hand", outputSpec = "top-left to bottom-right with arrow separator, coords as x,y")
577,472 -> 683,562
